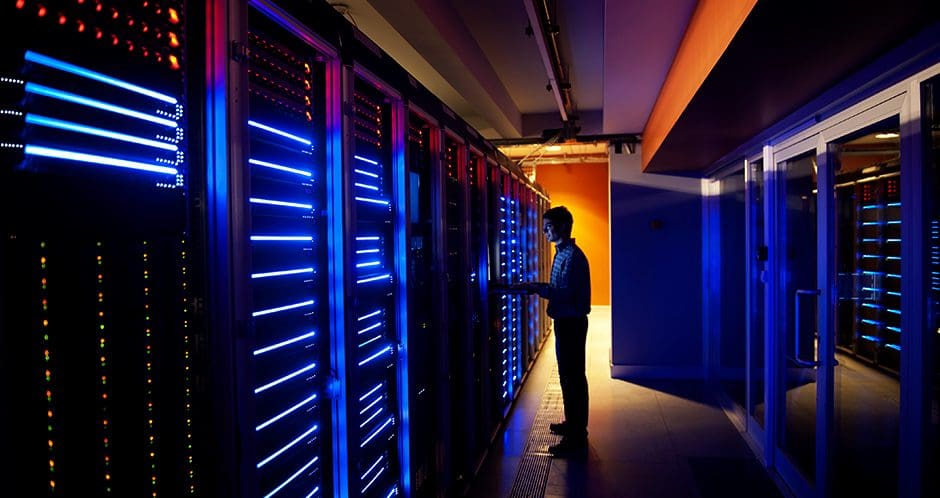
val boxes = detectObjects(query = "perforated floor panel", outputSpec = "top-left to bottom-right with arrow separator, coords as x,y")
508,368 -> 564,498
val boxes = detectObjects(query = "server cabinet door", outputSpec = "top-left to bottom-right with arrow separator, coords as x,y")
489,168 -> 523,411
442,134 -> 473,492
466,150 -> 490,470
404,111 -> 443,497
1,2 -> 198,496
342,72 -> 406,498
237,5 -> 335,497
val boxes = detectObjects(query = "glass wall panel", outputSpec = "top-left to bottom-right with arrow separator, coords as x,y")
719,169 -> 747,413
830,118 -> 901,498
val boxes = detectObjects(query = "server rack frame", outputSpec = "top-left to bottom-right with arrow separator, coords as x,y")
205,1 -> 345,496
403,102 -> 446,498
465,144 -> 492,482
441,127 -> 476,494
340,62 -> 410,498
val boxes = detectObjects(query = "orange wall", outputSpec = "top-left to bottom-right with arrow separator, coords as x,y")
536,162 -> 610,305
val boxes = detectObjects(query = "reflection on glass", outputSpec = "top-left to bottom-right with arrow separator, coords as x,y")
779,151 -> 818,485
831,118 -> 900,497
719,169 -> 747,414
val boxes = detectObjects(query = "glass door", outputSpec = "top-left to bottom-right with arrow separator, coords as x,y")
773,149 -> 820,495
772,116 -> 904,498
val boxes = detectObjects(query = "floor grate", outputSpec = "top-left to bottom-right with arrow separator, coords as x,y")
508,368 -> 563,498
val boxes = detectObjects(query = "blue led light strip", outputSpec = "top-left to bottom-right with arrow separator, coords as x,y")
359,383 -> 383,401
25,114 -> 179,151
256,393 -> 318,431
25,51 -> 178,104
354,168 -> 380,178
251,267 -> 314,279
264,456 -> 319,498
885,343 -> 901,351
358,322 -> 382,335
250,197 -> 313,209
360,407 -> 384,427
357,274 -> 391,284
359,335 -> 382,348
254,363 -> 317,394
861,335 -> 881,342
248,120 -> 312,145
356,196 -> 390,206
358,310 -> 383,321
250,235 -> 313,242
257,424 -> 319,468
253,330 -> 316,355
24,145 -> 178,175
249,158 -> 312,177
359,346 -> 393,366
354,155 -> 379,165
252,299 -> 315,317
25,83 -> 178,127
355,182 -> 380,191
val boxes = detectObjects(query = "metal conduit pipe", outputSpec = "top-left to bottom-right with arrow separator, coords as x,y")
522,0 -> 575,123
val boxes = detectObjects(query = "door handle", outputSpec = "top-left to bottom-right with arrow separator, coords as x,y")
793,289 -> 821,367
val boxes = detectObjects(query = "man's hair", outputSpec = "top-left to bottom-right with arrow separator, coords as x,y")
543,206 -> 574,236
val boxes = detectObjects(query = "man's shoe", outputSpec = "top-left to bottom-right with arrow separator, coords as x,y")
548,421 -> 568,436
548,436 -> 587,457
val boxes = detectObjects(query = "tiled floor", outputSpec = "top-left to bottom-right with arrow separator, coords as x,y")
468,307 -> 786,498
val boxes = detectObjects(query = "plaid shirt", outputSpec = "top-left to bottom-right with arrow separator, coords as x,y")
539,238 -> 591,318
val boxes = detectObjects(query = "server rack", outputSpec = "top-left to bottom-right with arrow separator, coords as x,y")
234,3 -> 337,497
523,187 -> 538,364
441,131 -> 475,492
404,106 -> 444,498
488,165 -> 526,411
836,174 -> 903,373
1,1 -> 199,496
466,147 -> 491,473
340,68 -> 407,498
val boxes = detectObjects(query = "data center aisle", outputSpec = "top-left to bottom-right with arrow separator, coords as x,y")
468,307 -> 786,498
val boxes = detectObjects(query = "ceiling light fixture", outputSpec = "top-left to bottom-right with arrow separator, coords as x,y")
546,145 -> 562,151
875,132 -> 899,139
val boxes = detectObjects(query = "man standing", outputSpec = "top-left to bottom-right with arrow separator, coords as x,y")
515,205 -> 591,456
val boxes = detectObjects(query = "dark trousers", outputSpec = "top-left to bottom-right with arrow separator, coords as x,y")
554,316 -> 589,438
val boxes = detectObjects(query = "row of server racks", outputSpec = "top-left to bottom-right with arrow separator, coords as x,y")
836,173 -> 903,373
0,1 -> 553,497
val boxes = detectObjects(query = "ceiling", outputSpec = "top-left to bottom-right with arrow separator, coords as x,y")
329,0 -> 697,140
327,0 -> 939,174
